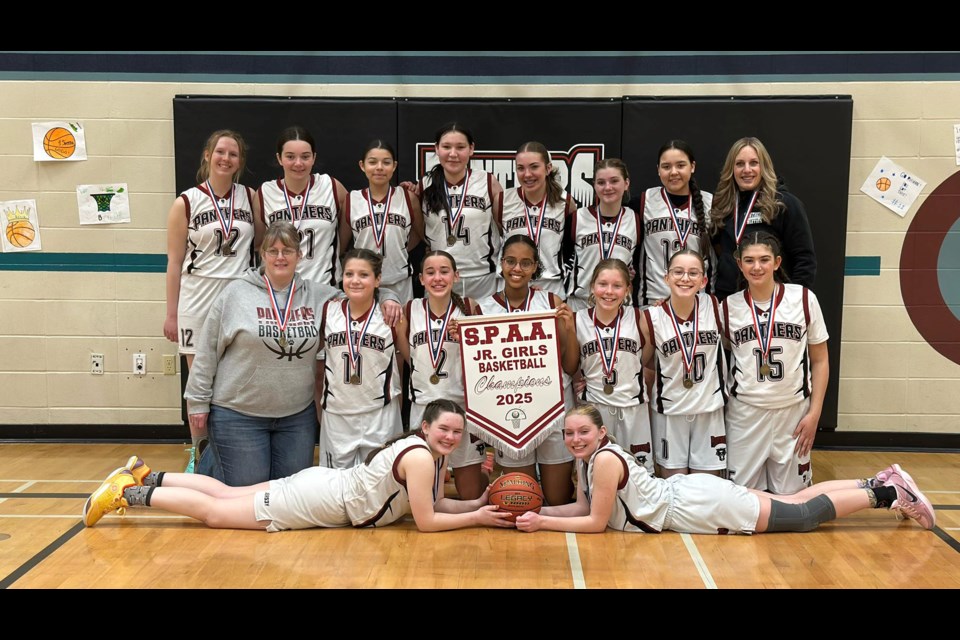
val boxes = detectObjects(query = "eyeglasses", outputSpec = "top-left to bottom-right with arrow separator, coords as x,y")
668,268 -> 703,280
503,257 -> 537,270
265,248 -> 298,258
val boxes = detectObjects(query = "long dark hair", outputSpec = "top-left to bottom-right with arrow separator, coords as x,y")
658,140 -> 707,247
343,248 -> 384,302
735,231 -> 790,287
364,399 -> 467,465
422,123 -> 475,218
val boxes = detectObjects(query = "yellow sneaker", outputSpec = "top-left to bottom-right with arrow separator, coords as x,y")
125,456 -> 151,486
83,468 -> 136,527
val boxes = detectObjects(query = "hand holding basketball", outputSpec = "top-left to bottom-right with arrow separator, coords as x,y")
488,472 -> 544,521
514,510 -> 543,533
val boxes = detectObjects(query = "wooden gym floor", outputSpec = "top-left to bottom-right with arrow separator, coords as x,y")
0,443 -> 958,589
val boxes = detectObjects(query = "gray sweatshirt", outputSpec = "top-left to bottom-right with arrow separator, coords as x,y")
184,268 -> 400,418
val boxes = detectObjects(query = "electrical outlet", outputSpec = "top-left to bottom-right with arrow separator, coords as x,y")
91,353 -> 104,375
163,354 -> 177,375
133,353 -> 146,376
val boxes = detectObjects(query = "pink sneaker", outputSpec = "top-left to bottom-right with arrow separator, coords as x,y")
873,463 -> 901,487
884,466 -> 936,530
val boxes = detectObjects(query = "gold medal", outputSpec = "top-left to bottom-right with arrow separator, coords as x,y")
446,234 -> 457,246
429,374 -> 441,385
683,377 -> 694,389
603,383 -> 614,395
759,363 -> 771,377
278,336 -> 288,348
350,374 -> 361,385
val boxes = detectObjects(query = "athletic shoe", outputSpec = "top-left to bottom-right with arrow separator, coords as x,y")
872,463 -> 900,487
82,468 -> 136,527
884,466 -> 936,530
125,456 -> 151,486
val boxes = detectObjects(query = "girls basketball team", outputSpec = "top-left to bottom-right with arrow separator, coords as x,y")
82,125 -> 935,536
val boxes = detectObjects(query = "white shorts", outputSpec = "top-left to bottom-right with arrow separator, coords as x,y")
593,402 -> 654,474
254,466 -> 350,532
177,276 -> 231,355
496,422 -> 573,467
725,395 -> 812,494
380,277 -> 413,306
652,406 -> 727,471
457,272 -> 498,300
319,400 -> 402,469
663,473 -> 760,535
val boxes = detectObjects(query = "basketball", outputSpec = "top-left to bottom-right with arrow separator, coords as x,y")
5,220 -> 35,248
876,176 -> 892,192
489,472 -> 544,521
43,127 -> 76,159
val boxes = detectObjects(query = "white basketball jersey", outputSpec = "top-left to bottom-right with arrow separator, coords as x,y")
407,298 -> 470,405
420,170 -> 500,279
348,187 -> 413,286
321,299 -> 401,415
343,433 -> 444,527
638,186 -> 713,305
259,174 -> 340,286
583,439 -> 669,533
500,187 -> 569,284
644,292 -> 727,416
575,306 -> 647,407
722,284 -> 828,410
567,205 -> 640,302
179,184 -> 256,278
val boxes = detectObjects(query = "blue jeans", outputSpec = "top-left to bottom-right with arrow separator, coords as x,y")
207,402 -> 318,486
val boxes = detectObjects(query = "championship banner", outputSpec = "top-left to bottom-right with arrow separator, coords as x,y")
458,310 -> 564,457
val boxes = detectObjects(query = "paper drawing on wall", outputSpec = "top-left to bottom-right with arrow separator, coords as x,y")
32,121 -> 87,162
1,200 -> 42,252
860,157 -> 926,218
77,183 -> 130,225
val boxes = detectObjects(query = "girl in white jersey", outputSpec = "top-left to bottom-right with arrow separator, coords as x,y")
499,141 -> 576,296
418,122 -> 503,299
636,140 -> 713,306
566,259 -> 653,474
641,250 -> 727,477
164,130 -> 262,473
566,158 -> 641,311
83,401 -> 516,532
396,251 -> 488,499
470,235 -> 577,506
259,126 -> 348,288
721,232 -> 829,494
514,404 -> 935,534
318,249 -> 403,469
341,139 -> 423,304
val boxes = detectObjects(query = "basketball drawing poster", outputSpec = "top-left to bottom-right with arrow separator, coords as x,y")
76,183 -> 130,225
860,156 -> 926,217
1,199 -> 42,252
32,122 -> 87,162
458,310 -> 564,458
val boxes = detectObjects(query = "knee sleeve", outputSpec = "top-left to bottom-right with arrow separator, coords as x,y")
766,494 -> 837,533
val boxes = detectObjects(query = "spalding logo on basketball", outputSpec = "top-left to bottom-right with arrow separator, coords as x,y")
488,472 -> 544,521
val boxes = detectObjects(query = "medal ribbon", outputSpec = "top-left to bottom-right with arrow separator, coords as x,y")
424,299 -> 454,374
592,307 -> 622,382
204,181 -> 235,238
365,186 -> 393,250
443,169 -> 471,241
745,284 -> 780,366
595,205 -> 625,260
504,289 -> 533,313
345,300 -> 375,375
734,190 -> 760,245
667,297 -> 700,381
521,187 -> 548,245
660,187 -> 693,248
263,275 -> 296,343
282,176 -> 311,231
